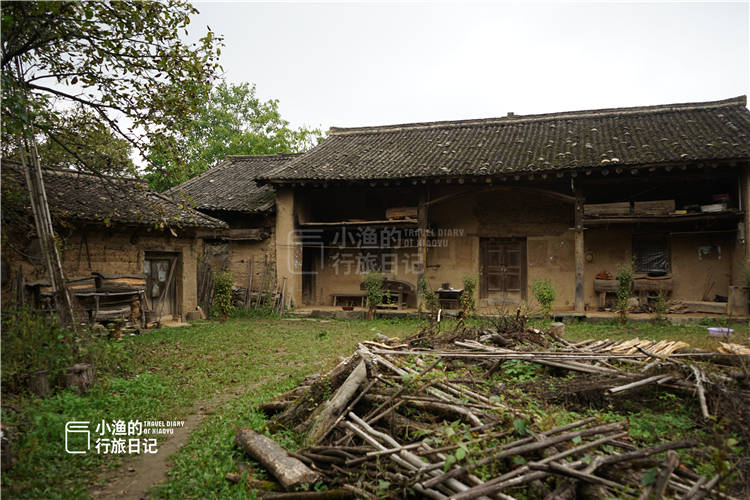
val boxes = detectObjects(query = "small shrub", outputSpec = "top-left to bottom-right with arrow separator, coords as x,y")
1,304 -> 76,393
362,272 -> 385,320
213,271 -> 234,320
616,262 -> 634,322
418,276 -> 439,315
652,291 -> 668,321
1,304 -> 128,394
459,275 -> 477,319
531,279 -> 556,319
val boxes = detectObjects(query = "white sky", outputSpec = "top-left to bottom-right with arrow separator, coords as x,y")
191,1 -> 749,132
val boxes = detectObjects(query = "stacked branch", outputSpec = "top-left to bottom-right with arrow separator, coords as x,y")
234,329 -> 747,499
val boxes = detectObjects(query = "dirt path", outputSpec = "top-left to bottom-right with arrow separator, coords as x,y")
89,382 -> 267,500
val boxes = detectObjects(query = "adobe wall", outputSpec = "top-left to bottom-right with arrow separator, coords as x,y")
2,226 -> 201,317
299,186 -> 578,311
226,236 -> 277,291
428,187 -> 576,311
295,186 -> 749,312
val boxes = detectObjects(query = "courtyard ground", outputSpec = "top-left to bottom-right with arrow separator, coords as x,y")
1,315 -> 748,498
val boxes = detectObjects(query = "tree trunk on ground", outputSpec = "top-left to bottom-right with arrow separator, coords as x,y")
271,354 -> 360,431
305,361 -> 368,444
235,427 -> 319,491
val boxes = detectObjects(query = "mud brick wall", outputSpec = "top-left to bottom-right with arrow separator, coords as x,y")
2,226 -> 201,317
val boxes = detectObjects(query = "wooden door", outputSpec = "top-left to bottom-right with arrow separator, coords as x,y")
480,238 -> 526,303
144,252 -> 178,320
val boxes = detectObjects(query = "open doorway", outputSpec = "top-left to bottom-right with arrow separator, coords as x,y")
144,251 -> 179,321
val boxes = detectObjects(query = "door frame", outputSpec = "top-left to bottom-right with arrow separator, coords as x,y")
479,237 -> 527,301
144,251 -> 181,320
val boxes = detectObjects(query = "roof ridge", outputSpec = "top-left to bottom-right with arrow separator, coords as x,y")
329,95 -> 748,136
226,153 -> 302,159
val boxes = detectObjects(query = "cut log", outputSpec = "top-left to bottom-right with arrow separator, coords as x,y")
64,363 -> 95,393
549,322 -> 565,337
235,427 -> 319,491
259,400 -> 294,414
271,353 -> 360,431
305,361 -> 368,444
28,369 -> 50,397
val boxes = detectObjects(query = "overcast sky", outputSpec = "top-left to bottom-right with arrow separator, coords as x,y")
191,1 -> 749,132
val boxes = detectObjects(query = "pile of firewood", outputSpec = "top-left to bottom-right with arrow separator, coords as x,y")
233,328 -> 749,499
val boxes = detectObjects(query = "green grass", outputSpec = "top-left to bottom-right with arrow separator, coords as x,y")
1,316 -> 417,499
2,315 -> 748,498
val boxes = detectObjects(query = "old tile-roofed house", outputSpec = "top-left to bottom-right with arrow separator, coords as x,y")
257,96 -> 750,315
168,154 -> 300,301
261,96 -> 750,182
2,163 -> 227,322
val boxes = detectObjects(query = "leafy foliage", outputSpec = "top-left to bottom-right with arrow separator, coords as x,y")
362,272 -> 385,319
531,279 -> 556,319
616,262 -> 634,322
1,304 -> 128,394
501,360 -> 539,382
147,81 -> 324,190
213,271 -> 234,319
31,107 -> 136,176
418,276 -> 439,314
1,304 -> 76,393
1,1 -> 222,176
459,275 -> 477,319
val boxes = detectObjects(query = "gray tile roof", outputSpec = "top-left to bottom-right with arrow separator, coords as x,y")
168,154 -> 299,213
259,96 -> 750,182
3,163 -> 227,229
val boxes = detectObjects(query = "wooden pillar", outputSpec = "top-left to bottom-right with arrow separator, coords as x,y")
417,189 -> 428,307
574,188 -> 585,313
275,188 -> 301,308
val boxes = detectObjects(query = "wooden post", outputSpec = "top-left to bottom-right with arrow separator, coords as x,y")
574,188 -> 585,313
417,189 -> 429,309
244,258 -> 253,310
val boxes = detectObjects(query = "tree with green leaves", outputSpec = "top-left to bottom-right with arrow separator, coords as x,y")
2,1 -> 221,324
7,106 -> 137,176
1,0 -> 222,174
147,81 -> 323,191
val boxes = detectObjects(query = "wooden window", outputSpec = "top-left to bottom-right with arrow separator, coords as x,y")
480,238 -> 526,298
